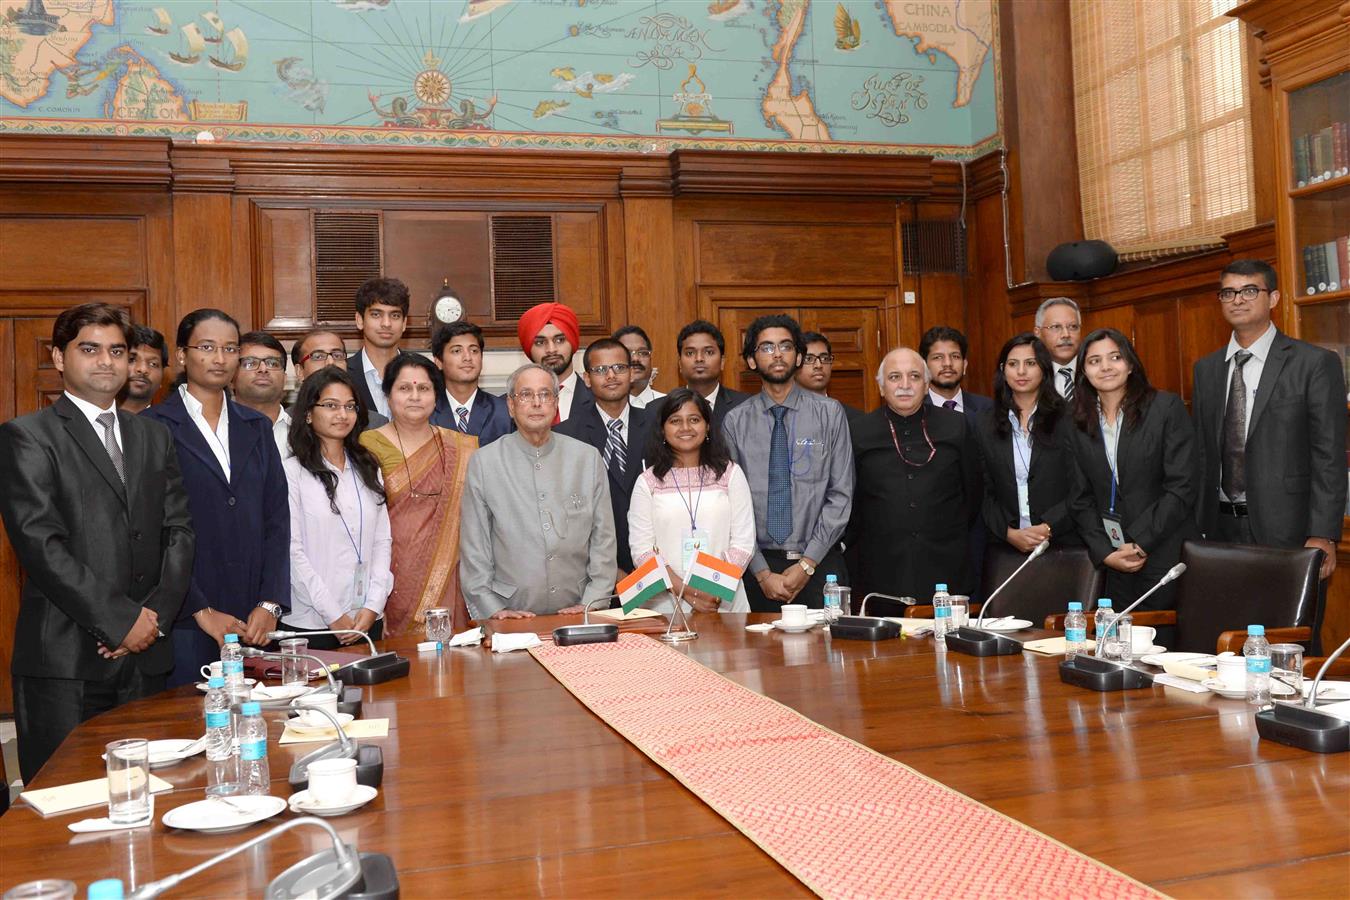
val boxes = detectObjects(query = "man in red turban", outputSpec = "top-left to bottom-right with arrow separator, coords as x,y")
516,301 -> 589,422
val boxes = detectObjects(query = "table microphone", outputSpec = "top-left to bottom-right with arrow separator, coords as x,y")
1094,563 -> 1187,658
267,628 -> 379,656
240,646 -> 341,695
857,593 -> 916,618
974,539 -> 1050,628
288,703 -> 360,787
553,594 -> 622,646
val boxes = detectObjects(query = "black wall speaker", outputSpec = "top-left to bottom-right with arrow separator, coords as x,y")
1046,240 -> 1118,281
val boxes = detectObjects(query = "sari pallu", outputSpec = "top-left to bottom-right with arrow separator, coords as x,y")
361,427 -> 477,635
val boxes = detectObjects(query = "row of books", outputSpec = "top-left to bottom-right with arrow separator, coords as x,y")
1303,236 -> 1349,295
1292,122 -> 1349,187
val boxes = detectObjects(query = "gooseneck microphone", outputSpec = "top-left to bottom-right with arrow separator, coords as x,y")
975,539 -> 1050,628
857,593 -> 917,618
1094,563 -> 1187,657
240,646 -> 340,695
266,628 -> 379,656
1305,633 -> 1350,710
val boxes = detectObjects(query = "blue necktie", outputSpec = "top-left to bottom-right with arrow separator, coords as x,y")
604,419 -> 626,480
767,405 -> 792,545
456,406 -> 470,432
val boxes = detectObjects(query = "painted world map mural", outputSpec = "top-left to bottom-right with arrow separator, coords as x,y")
0,0 -> 999,157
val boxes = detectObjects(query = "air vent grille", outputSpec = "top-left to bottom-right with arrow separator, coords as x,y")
313,211 -> 382,323
901,220 -> 968,275
491,215 -> 555,320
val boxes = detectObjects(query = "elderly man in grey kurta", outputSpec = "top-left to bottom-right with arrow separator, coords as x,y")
460,364 -> 618,618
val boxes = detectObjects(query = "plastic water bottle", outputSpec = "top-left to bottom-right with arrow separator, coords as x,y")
237,701 -> 270,795
1094,598 -> 1114,656
1064,602 -> 1087,661
87,879 -> 124,900
203,675 -> 238,796
823,575 -> 842,622
1244,624 -> 1272,708
933,583 -> 952,650
221,633 -> 244,687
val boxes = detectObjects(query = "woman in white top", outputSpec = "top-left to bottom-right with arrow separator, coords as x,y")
628,388 -> 755,614
283,367 -> 393,649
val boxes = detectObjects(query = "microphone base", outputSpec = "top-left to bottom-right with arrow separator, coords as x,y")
829,616 -> 900,641
1058,655 -> 1153,691
1255,704 -> 1350,754
337,686 -> 364,718
552,624 -> 619,646
948,627 -> 1024,656
290,743 -> 385,792
335,652 -> 410,685
266,848 -> 398,900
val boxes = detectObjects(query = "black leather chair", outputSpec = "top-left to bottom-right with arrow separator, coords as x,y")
905,543 -> 1104,624
1133,540 -> 1323,655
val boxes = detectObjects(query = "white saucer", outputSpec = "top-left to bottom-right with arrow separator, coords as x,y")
1303,680 -> 1350,702
744,623 -> 775,633
101,738 -> 204,769
195,678 -> 256,692
1202,678 -> 1297,700
285,712 -> 355,734
978,618 -> 1033,632
771,620 -> 816,633
1140,651 -> 1214,668
251,683 -> 314,702
287,785 -> 377,818
163,795 -> 286,833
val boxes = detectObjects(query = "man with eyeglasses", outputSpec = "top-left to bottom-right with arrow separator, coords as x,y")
517,301 -> 591,423
1192,259 -> 1346,623
676,320 -> 749,430
460,363 -> 617,619
722,315 -> 854,611
613,324 -> 665,409
347,277 -> 409,420
292,329 -> 388,427
557,338 -> 654,575
430,320 -> 513,446
1033,297 -> 1084,398
120,325 -> 167,414
795,331 -> 863,420
233,331 -> 292,458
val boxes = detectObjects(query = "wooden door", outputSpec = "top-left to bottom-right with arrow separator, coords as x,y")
714,305 -> 777,395
798,307 -> 881,412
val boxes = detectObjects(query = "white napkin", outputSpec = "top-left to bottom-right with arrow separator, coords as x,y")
68,813 -> 154,833
448,626 -> 484,647
491,632 -> 542,653
1314,699 -> 1350,723
1153,674 -> 1211,694
1303,680 -> 1350,701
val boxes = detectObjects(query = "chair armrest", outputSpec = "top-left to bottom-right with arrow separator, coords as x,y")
1044,613 -> 1066,631
1216,626 -> 1310,655
1303,656 -> 1350,678
1129,611 -> 1176,628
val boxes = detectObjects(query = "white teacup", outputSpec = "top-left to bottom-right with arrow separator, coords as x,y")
200,661 -> 223,680
293,692 -> 339,726
1215,655 -> 1247,690
306,757 -> 357,806
1129,626 -> 1157,653
780,604 -> 808,627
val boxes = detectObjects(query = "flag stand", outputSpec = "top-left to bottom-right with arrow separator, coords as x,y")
658,583 -> 698,643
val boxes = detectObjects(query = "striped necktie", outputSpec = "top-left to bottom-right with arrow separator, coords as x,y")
604,418 -> 626,480
1060,367 -> 1075,399
95,412 -> 125,484
456,406 -> 470,432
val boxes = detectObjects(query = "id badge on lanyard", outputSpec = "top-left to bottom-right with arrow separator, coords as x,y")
682,528 -> 710,574
1102,468 -> 1124,549
351,561 -> 368,612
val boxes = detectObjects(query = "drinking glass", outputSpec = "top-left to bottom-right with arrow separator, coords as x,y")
1269,643 -> 1303,700
280,638 -> 310,685
948,595 -> 970,629
105,738 -> 151,824
2,881 -> 77,900
1115,614 -> 1134,663
424,608 -> 452,643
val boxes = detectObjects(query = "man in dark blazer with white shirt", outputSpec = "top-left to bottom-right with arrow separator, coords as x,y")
0,304 -> 194,782
1192,260 -> 1346,596
676,320 -> 749,433
429,321 -> 513,446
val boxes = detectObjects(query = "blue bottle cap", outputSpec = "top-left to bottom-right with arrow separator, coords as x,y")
1098,598 -> 1112,608
825,574 -> 838,584
935,583 -> 948,592
207,676 -> 225,689
240,701 -> 261,715
87,879 -> 124,900
223,633 -> 239,643
1068,602 -> 1083,611
1248,624 -> 1265,636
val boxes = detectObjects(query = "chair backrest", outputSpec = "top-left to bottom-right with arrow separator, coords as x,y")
1173,540 -> 1322,654
980,543 -> 1104,623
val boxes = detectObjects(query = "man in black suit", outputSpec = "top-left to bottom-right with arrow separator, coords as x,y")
346,277 -> 409,421
677,320 -> 749,431
292,328 -> 387,426
796,331 -> 864,421
920,325 -> 993,417
556,338 -> 653,576
0,304 -> 194,782
1193,259 -> 1347,591
430,321 -> 514,446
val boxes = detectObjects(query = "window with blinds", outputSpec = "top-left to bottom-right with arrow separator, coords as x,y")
1070,0 -> 1256,258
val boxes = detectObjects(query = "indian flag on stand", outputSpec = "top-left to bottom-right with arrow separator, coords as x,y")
618,554 -> 673,614
685,551 -> 742,605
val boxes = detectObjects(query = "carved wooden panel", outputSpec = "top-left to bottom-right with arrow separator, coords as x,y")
554,211 -> 604,325
696,222 -> 897,285
255,207 -> 314,330
799,305 -> 882,411
0,216 -> 145,288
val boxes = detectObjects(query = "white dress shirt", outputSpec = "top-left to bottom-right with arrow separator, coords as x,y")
703,384 -> 723,410
1053,361 -> 1077,398
179,384 -> 231,479
283,454 -> 393,629
362,352 -> 391,418
445,387 -> 479,431
928,387 -> 966,411
1221,323 -> 1277,503
273,408 -> 292,460
64,391 -> 122,452
556,370 -> 581,422
630,384 -> 666,410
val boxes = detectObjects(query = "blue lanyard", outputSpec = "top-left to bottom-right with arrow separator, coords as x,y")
671,466 -> 705,531
335,459 -> 364,564
1098,408 -> 1121,515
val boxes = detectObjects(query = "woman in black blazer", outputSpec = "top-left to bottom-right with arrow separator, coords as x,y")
1067,328 -> 1199,611
974,333 -> 1078,553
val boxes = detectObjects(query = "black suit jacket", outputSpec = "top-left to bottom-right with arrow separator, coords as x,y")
974,407 -> 1080,545
1192,330 -> 1347,545
924,391 -> 994,419
0,396 -> 195,679
344,349 -> 391,428
555,400 -> 653,571
709,385 -> 750,433
431,389 -> 514,446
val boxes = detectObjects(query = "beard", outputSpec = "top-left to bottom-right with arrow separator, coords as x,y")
758,364 -> 799,386
931,371 -> 963,390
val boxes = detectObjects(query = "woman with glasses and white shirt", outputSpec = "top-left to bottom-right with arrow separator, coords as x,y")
283,367 -> 392,649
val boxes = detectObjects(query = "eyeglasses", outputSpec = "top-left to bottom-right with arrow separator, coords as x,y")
1217,285 -> 1269,304
586,363 -> 631,376
755,340 -> 797,356
512,389 -> 558,405
1040,323 -> 1081,335
628,349 -> 652,359
184,343 -> 240,356
314,400 -> 359,412
301,349 -> 347,364
239,356 -> 284,371
803,353 -> 834,365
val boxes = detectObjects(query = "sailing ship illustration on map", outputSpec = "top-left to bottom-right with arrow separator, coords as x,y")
656,65 -> 732,135
147,8 -> 172,36
167,24 -> 205,65
208,28 -> 249,71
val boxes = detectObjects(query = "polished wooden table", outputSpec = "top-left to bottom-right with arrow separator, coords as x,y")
1,616 -> 1347,898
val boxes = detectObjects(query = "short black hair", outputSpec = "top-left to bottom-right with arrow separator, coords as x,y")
612,324 -> 653,350
677,320 -> 725,355
919,325 -> 969,360
741,314 -> 805,362
432,321 -> 484,358
52,303 -> 132,353
292,329 -> 344,366
380,350 -> 445,397
355,277 -> 411,316
801,331 -> 832,354
583,337 -> 630,370
238,331 -> 287,370
644,388 -> 732,481
130,324 -> 168,366
1221,258 -> 1278,293
175,308 -> 239,348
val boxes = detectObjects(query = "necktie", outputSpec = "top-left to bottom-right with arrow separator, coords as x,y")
767,405 -> 792,545
604,419 -> 626,480
95,411 -> 125,484
553,384 -> 564,425
1221,350 -> 1254,499
942,400 -> 957,410
456,406 -> 470,432
1060,367 -> 1075,399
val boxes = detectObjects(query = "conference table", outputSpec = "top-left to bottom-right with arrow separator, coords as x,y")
1,615 -> 1347,898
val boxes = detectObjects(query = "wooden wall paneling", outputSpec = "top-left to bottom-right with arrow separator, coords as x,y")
1080,303 -> 1136,341
963,193 -> 1016,395
695,221 -> 897,286
0,216 -> 146,289
382,210 -> 492,327
0,319 -> 12,424
1177,293 -> 1236,401
554,211 -> 606,330
798,305 -> 882,412
713,305 -> 777,395
171,193 -> 238,326
1132,298 -> 1184,398
254,206 -> 316,332
620,197 -> 680,394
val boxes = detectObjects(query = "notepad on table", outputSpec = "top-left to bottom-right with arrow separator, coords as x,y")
590,607 -> 662,622
20,774 -> 174,817
279,717 -> 390,745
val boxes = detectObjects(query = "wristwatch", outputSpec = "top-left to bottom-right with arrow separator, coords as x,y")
257,601 -> 283,618
797,560 -> 816,577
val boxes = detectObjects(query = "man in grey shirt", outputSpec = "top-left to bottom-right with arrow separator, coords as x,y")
721,315 -> 854,611
459,364 -> 618,619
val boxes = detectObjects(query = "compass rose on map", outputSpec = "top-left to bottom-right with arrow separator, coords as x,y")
369,51 -> 496,130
